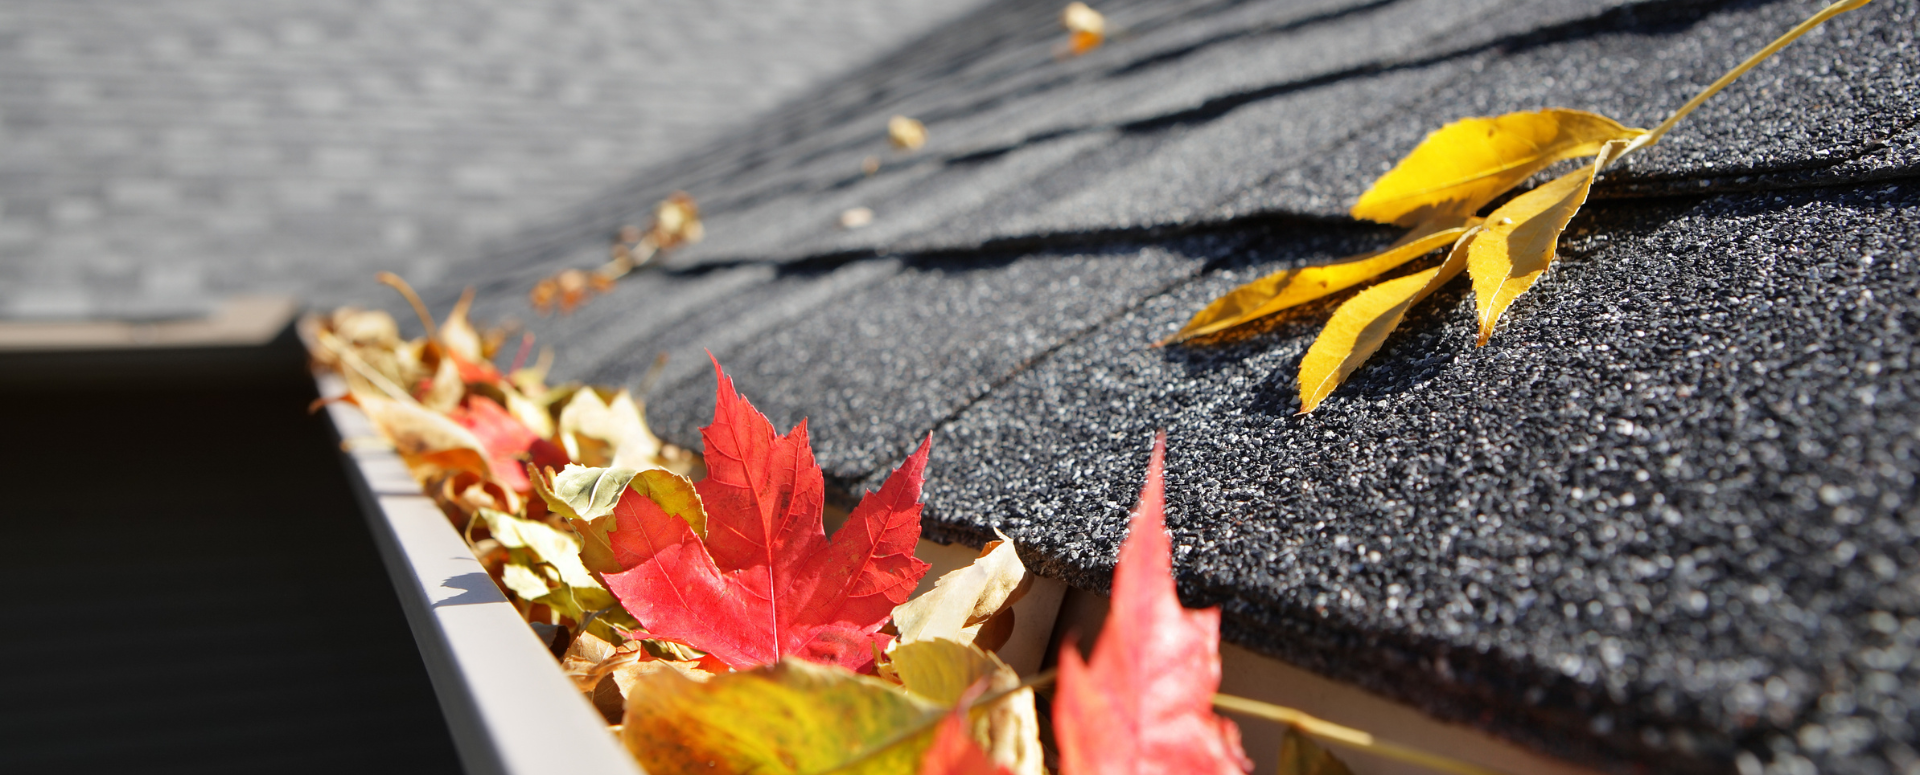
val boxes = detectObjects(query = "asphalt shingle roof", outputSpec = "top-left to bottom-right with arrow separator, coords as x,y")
0,0 -> 990,318
419,0 -> 1920,772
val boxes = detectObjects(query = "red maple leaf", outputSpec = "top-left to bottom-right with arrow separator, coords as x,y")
601,360 -> 932,673
1053,433 -> 1251,775
448,396 -> 567,492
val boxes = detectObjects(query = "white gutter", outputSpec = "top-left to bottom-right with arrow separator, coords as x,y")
321,374 -> 645,775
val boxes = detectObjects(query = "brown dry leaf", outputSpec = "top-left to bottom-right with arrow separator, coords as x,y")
1350,109 -> 1643,228
564,633 -> 713,724
1467,140 -> 1627,344
892,639 -> 1044,775
1163,217 -> 1477,344
1061,2 -> 1106,55
1296,228 -> 1480,413
892,532 -> 1031,649
889,116 -> 928,151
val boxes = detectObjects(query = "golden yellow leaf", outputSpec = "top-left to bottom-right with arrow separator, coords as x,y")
891,532 -> 1030,648
1351,109 -> 1642,228
888,116 -> 928,151
1061,2 -> 1105,56
621,658 -> 941,775
891,639 -> 1044,775
1467,140 -> 1626,345
1297,229 -> 1479,413
1163,217 -> 1476,345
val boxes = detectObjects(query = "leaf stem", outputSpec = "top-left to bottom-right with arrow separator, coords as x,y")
1212,693 -> 1510,775
377,271 -> 440,344
1628,0 -> 1873,156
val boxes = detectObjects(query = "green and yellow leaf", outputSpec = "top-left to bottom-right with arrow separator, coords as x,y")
1467,140 -> 1627,345
1297,229 -> 1478,413
1351,109 -> 1642,228
620,658 -> 942,775
535,465 -> 702,574
1163,217 -> 1476,344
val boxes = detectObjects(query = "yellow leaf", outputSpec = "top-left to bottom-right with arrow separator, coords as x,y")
418,352 -> 463,414
1061,2 -> 1106,55
1468,140 -> 1626,345
1163,218 -> 1476,345
888,116 -> 927,151
440,286 -> 486,364
1297,229 -> 1478,413
479,508 -> 599,591
892,532 -> 1030,648
1351,109 -> 1642,228
501,385 -> 554,439
558,388 -> 668,472
500,562 -> 553,602
621,658 -> 942,775
891,640 -> 1044,775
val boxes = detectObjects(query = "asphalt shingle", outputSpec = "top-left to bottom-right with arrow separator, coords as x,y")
398,1 -> 1920,771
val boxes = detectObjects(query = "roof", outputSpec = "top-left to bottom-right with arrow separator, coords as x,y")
0,0 -> 989,318
424,0 -> 1919,771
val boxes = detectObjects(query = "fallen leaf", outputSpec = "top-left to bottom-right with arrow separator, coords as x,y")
841,206 -> 877,229
1054,434 -> 1250,774
601,360 -> 932,673
450,396 -> 568,492
620,657 -> 941,775
1350,109 -> 1643,228
1277,726 -> 1355,775
923,698 -> 1015,775
1062,2 -> 1106,56
543,465 -> 702,575
1467,140 -> 1627,345
348,389 -> 493,482
477,506 -> 634,638
1163,217 -> 1476,344
557,387 -> 683,473
891,639 -> 1044,775
648,192 -> 704,250
892,532 -> 1031,649
440,287 -> 487,365
1296,228 -> 1479,413
417,351 -> 465,413
889,116 -> 928,151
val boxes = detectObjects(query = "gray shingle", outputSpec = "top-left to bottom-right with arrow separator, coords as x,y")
900,183 -> 1920,773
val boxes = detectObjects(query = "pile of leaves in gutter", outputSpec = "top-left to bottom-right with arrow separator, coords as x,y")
308,282 -> 1514,775
1164,0 -> 1877,413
